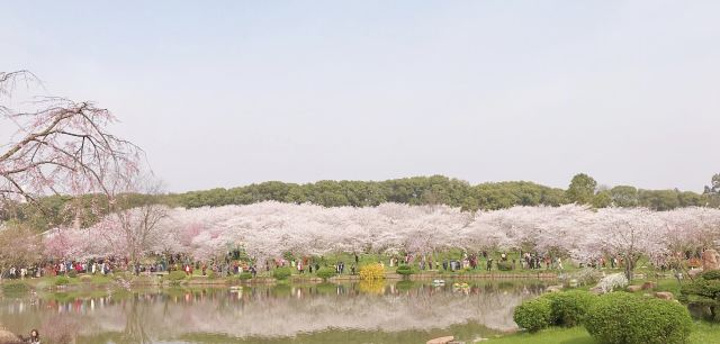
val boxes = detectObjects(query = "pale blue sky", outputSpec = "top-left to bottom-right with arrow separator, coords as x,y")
2,1 -> 719,192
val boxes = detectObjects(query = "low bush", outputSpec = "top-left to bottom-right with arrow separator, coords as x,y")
497,261 -> 513,271
273,267 -> 292,281
316,267 -> 336,281
513,297 -> 552,333
585,292 -> 641,344
167,271 -> 187,281
585,292 -> 692,344
396,265 -> 414,276
79,275 -> 93,283
360,263 -> 385,281
680,275 -> 720,321
544,290 -> 597,327
238,272 -> 253,281
55,276 -> 71,286
67,270 -> 78,278
207,270 -> 218,280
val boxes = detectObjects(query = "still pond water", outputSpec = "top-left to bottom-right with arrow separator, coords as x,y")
0,281 -> 546,344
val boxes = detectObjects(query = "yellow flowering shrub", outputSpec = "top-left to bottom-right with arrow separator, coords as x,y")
359,263 -> 385,281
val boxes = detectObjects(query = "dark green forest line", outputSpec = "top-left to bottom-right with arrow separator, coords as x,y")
5,174 -> 719,232
168,174 -> 719,211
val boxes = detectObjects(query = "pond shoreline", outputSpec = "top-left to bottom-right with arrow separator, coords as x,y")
0,270 -> 557,294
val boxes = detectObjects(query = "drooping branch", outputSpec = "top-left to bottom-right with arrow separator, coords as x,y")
0,70 -> 143,217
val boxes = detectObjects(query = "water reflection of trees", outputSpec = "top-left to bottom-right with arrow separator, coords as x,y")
120,298 -> 152,344
0,282 -> 546,342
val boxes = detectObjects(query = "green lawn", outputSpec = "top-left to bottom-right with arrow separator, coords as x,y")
484,327 -> 595,344
484,322 -> 720,344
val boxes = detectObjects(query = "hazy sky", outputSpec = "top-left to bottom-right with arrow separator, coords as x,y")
1,1 -> 718,192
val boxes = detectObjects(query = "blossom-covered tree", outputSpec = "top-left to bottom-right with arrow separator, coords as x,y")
583,208 -> 666,280
38,199 -> 720,274
0,70 -> 141,217
0,224 -> 42,277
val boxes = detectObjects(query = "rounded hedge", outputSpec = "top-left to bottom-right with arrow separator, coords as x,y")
167,271 -> 187,281
55,276 -> 71,286
544,290 -> 597,327
238,272 -> 253,280
585,292 -> 692,344
680,273 -> 720,321
273,267 -> 293,280
396,265 -> 414,276
513,297 -> 553,333
316,267 -> 336,280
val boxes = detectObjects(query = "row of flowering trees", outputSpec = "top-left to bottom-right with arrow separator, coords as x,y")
42,202 -> 720,278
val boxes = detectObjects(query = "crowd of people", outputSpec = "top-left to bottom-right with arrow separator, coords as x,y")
389,251 -> 568,273
3,249 -> 678,282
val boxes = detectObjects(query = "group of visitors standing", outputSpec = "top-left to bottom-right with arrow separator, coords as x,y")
387,250 -> 568,273
521,252 -> 563,270
4,259 -> 116,280
276,257 -> 358,275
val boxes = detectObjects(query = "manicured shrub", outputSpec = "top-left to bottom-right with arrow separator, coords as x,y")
316,267 -> 336,281
544,290 -> 597,327
585,293 -> 642,344
585,292 -> 692,344
681,276 -> 720,321
360,263 -> 385,281
396,265 -> 414,276
167,271 -> 187,281
67,270 -> 78,278
497,261 -> 513,271
238,272 -> 253,281
272,267 -> 292,281
513,297 -> 552,333
634,298 -> 693,344
55,276 -> 71,286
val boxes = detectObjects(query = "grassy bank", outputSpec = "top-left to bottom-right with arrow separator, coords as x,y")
483,322 -> 720,344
